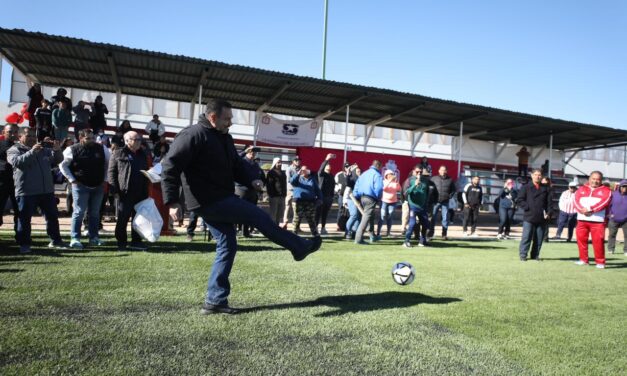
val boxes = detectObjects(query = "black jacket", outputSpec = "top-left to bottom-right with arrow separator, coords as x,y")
430,175 -> 456,203
318,160 -> 335,198
160,115 -> 256,210
266,168 -> 287,197
516,182 -> 551,225
0,139 -> 15,186
108,147 -> 149,196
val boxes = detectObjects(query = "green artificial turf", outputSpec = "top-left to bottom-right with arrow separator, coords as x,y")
1,231 -> 625,375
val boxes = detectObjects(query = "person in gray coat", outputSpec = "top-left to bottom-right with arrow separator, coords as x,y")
7,127 -> 66,253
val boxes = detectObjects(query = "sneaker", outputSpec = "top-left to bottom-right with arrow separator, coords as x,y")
369,235 -> 376,243
320,228 -> 328,235
442,236 -> 448,241
19,245 -> 31,254
551,236 -> 561,240
464,232 -> 470,237
426,237 -> 433,242
128,243 -> 148,251
89,238 -> 104,246
403,241 -> 412,248
200,303 -> 240,315
574,260 -> 588,266
82,229 -> 89,237
496,234 -> 503,240
385,231 -> 391,237
186,234 -> 194,242
520,257 -> 527,262
69,238 -> 83,249
470,232 -> 479,238
596,264 -> 605,269
355,240 -> 369,245
48,241 -> 68,249
418,243 -> 425,247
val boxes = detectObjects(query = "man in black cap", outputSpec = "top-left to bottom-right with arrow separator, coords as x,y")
334,162 -> 351,225
162,99 -> 321,314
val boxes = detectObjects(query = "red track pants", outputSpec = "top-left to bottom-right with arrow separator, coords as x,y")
576,221 -> 606,265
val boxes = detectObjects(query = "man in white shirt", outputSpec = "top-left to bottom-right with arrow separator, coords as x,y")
145,114 -> 166,144
553,182 -> 578,242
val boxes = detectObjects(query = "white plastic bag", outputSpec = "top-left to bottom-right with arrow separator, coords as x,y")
132,198 -> 163,242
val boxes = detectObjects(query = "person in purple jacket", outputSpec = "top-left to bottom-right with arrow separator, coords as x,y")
607,180 -> 627,255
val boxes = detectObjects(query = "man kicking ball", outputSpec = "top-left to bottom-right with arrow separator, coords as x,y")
161,99 -> 322,314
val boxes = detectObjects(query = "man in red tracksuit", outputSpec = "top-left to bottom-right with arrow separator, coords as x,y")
573,171 -> 612,269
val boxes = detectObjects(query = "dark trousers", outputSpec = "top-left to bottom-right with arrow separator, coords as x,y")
607,219 -> 627,253
315,196 -> 334,228
555,211 -> 577,240
355,196 -> 377,243
16,193 -> 62,246
0,182 -> 18,229
519,221 -> 546,260
405,205 -> 430,244
498,207 -> 514,235
236,191 -> 257,236
187,210 -> 209,237
115,192 -> 147,247
462,205 -> 480,233
518,164 -> 528,177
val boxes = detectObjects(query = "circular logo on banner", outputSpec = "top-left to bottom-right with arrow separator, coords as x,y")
262,116 -> 271,125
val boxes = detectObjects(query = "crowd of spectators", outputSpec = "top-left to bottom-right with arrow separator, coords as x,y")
1,86 -> 625,269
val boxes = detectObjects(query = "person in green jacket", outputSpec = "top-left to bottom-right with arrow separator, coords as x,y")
52,101 -> 72,141
404,165 -> 430,248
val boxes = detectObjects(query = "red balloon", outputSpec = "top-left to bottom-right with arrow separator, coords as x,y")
17,115 -> 24,124
20,102 -> 28,113
4,112 -> 20,124
22,111 -> 30,121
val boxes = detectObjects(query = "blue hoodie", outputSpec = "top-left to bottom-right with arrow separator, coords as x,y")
290,173 -> 322,202
353,166 -> 383,200
610,180 -> 627,223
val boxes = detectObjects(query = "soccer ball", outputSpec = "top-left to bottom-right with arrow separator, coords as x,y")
392,262 -> 415,285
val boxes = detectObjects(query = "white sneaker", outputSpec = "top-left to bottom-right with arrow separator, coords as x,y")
320,228 -> 328,235
470,232 -> 479,238
418,243 -> 425,247
69,239 -> 84,249
464,232 -> 470,237
596,264 -> 605,269
574,260 -> 588,266
496,234 -> 503,240
82,229 -> 89,237
403,241 -> 412,248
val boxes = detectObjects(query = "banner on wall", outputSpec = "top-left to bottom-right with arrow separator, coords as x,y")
255,114 -> 320,147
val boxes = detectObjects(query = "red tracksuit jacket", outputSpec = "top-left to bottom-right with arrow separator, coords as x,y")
573,183 -> 612,223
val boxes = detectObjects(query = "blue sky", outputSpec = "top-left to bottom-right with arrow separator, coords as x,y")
2,0 -> 625,129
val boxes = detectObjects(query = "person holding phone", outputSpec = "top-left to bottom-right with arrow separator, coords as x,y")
7,128 -> 66,253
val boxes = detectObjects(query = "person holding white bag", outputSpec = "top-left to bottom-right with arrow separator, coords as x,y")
108,131 -> 150,251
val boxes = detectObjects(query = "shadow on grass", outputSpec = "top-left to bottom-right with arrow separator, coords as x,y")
242,291 -> 462,317
0,268 -> 24,273
427,242 -> 507,250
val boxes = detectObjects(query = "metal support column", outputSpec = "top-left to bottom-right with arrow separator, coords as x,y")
624,145 -> 626,179
253,111 -> 261,147
319,120 -> 324,148
322,0 -> 329,79
115,90 -> 121,127
548,133 -> 553,178
189,101 -> 195,126
457,121 -> 464,178
343,105 -> 350,164
198,84 -> 203,114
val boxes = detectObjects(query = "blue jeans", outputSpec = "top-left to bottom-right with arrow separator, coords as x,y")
16,193 -> 62,246
406,205 -> 430,244
345,200 -> 361,235
70,184 -> 104,240
377,202 -> 397,236
498,206 -> 515,235
519,221 -> 546,259
429,201 -> 450,236
555,211 -> 577,240
196,195 -> 313,306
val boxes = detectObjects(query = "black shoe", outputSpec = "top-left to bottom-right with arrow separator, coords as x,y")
294,235 -> 322,262
128,242 -> 148,251
520,257 -> 527,262
201,303 -> 240,315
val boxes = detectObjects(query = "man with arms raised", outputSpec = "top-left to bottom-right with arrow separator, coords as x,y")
161,99 -> 321,315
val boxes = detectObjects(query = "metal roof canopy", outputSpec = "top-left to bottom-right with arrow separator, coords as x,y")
1,27 -> 626,152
